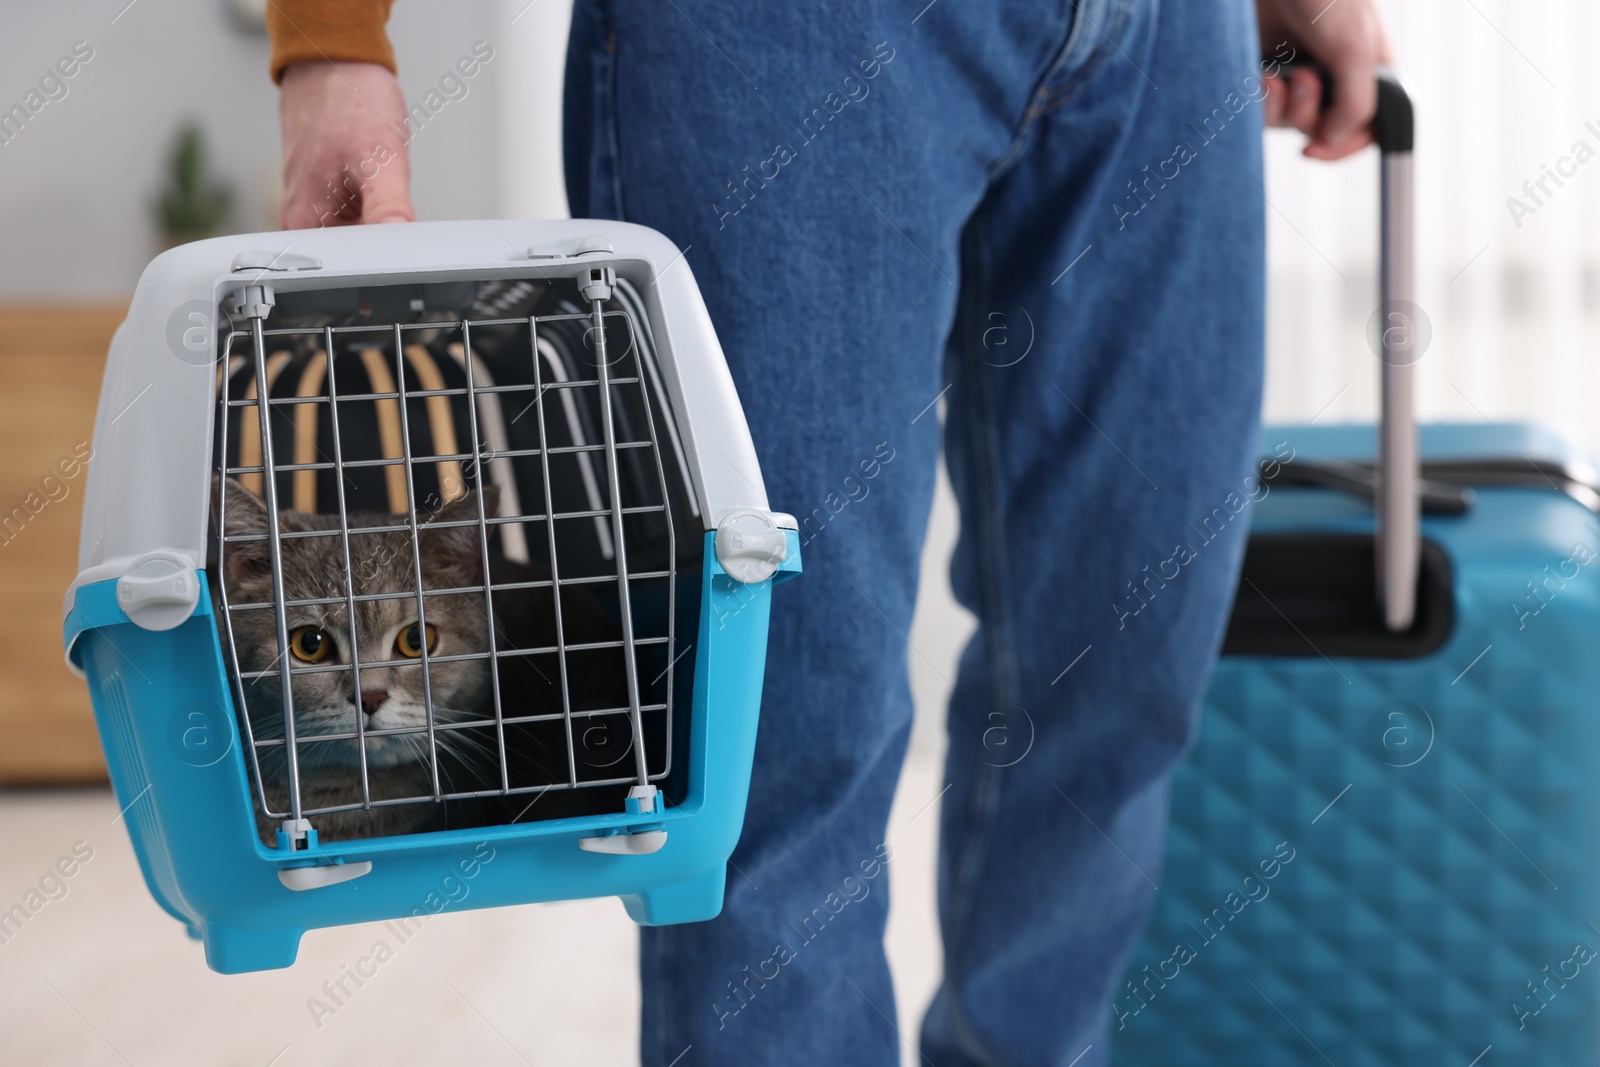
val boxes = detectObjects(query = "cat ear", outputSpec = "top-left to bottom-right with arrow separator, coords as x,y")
420,490 -> 492,584
215,476 -> 273,586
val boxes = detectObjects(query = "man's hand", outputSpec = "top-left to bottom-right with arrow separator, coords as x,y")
279,61 -> 414,229
1257,0 -> 1392,160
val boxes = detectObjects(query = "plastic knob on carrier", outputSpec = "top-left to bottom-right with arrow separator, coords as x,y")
715,509 -> 789,583
116,553 -> 200,631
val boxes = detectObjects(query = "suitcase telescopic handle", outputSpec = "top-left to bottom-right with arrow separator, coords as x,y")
1278,63 -> 1417,631
1375,70 -> 1418,633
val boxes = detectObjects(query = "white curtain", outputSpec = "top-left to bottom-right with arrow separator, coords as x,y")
1263,0 -> 1600,454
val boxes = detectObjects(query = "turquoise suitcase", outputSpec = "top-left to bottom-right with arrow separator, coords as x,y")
1116,422 -> 1600,1064
1116,71 -> 1600,1064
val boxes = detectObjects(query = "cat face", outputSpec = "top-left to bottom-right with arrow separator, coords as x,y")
216,478 -> 494,780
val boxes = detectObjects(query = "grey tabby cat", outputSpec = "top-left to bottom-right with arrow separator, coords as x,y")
214,477 -> 504,844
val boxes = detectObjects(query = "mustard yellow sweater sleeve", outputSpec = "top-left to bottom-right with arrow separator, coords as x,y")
266,0 -> 397,84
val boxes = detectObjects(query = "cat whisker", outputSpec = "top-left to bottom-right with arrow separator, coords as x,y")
436,729 -> 501,770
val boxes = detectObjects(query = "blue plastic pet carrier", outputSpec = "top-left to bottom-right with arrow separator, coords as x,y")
62,221 -> 799,974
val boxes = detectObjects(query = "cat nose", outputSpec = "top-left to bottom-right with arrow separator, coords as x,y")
358,689 -> 389,716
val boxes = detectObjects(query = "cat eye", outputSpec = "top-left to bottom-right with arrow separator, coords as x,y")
395,622 -> 438,659
288,626 -> 334,663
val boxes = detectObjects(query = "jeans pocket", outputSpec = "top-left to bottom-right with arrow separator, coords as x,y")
575,0 -> 626,221
1047,0 -> 1123,85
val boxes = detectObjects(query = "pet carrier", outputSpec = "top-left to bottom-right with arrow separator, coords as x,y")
62,220 -> 800,974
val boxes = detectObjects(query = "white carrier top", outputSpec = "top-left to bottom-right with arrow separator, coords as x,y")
69,219 -> 774,612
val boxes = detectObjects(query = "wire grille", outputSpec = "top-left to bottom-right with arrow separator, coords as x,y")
209,275 -> 691,846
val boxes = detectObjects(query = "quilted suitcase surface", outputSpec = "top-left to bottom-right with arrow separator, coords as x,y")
1114,424 -> 1600,1065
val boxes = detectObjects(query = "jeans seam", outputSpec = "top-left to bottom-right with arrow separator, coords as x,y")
1025,0 -> 1134,120
982,0 -> 1080,181
642,930 -> 663,1062
940,210 -> 1019,1063
1046,0 -> 1111,84
591,0 -> 628,221
985,0 -> 1133,181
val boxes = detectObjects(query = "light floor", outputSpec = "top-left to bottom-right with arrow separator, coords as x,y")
0,742 -> 946,1067
0,466 -> 974,1067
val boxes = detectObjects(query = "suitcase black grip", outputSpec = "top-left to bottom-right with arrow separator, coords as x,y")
1275,63 -> 1414,154
1374,73 -> 1415,154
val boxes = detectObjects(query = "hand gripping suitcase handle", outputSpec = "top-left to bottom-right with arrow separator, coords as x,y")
1280,64 -> 1418,631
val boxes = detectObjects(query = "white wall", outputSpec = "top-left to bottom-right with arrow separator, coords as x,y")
493,0 -> 572,220
1263,0 -> 1600,449
0,0 -> 500,298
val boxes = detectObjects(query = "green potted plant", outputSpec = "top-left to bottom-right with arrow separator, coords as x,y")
153,122 -> 234,248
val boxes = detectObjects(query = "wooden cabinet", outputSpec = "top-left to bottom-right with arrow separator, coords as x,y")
0,306 -> 122,783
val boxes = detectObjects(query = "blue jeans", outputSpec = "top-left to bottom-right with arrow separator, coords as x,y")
566,0 -> 1264,1062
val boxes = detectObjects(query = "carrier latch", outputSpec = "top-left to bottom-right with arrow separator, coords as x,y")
278,860 -> 374,892
116,553 -> 201,632
231,250 -> 322,273
526,234 -> 615,260
715,509 -> 789,583
579,830 -> 667,855
578,786 -> 666,854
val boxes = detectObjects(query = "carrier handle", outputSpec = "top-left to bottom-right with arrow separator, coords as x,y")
1277,63 -> 1417,631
